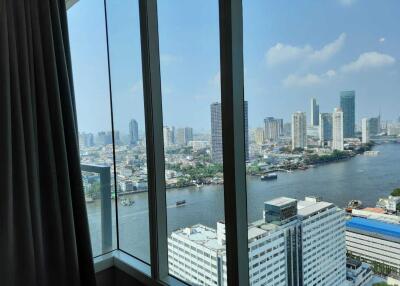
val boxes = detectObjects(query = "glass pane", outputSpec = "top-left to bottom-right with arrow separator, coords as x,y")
105,0 -> 151,264
157,1 -> 226,284
67,0 -> 117,257
244,0 -> 400,285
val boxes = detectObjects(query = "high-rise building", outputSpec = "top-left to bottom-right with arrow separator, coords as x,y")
264,117 -> 283,141
254,128 -> 265,145
311,98 -> 320,127
129,119 -> 139,145
168,197 -> 346,286
332,108 -> 344,151
176,127 -> 193,146
369,116 -> 380,136
283,123 -> 292,137
210,102 -> 223,163
340,91 -> 355,138
319,113 -> 333,146
362,118 -> 372,144
79,132 -> 94,148
163,126 -> 174,147
292,112 -> 307,150
211,101 -> 248,163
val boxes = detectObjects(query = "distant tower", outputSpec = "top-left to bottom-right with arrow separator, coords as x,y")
163,126 -> 174,147
332,108 -> 344,151
129,119 -> 139,145
254,128 -> 265,145
340,91 -> 355,138
311,98 -> 320,127
211,101 -> 248,163
176,127 -> 193,146
264,117 -> 283,141
210,103 -> 223,163
319,113 -> 333,146
362,118 -> 371,144
292,112 -> 307,150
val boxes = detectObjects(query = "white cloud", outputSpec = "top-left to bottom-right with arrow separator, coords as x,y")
209,72 -> 220,88
339,0 -> 357,6
160,53 -> 179,65
265,33 -> 346,66
283,74 -> 322,87
283,70 -> 337,88
341,52 -> 396,73
326,69 -> 336,78
379,37 -> 386,43
266,43 -> 312,66
309,33 -> 346,62
130,81 -> 143,95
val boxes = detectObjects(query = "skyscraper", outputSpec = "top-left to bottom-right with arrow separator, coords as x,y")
211,102 -> 223,163
332,108 -> 344,151
340,91 -> 355,138
211,101 -> 248,163
163,126 -> 174,147
176,127 -> 193,146
319,113 -> 333,146
292,112 -> 307,150
254,128 -> 265,145
264,117 -> 283,141
311,98 -> 320,127
129,119 -> 139,145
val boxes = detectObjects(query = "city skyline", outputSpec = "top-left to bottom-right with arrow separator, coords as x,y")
68,0 -> 400,134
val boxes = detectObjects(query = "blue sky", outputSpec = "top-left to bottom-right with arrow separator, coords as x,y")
68,0 -> 400,134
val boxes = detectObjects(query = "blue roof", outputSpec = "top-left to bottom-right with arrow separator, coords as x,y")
346,217 -> 400,239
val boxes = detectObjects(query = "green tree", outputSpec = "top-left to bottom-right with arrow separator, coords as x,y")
391,188 -> 400,197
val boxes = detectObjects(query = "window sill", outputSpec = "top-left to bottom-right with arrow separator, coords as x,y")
94,250 -> 187,286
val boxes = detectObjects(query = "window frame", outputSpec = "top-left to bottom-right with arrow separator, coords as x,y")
71,0 -> 250,285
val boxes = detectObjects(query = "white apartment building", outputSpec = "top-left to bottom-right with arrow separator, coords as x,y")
292,112 -> 307,150
362,118 -> 371,144
346,217 -> 400,275
168,197 -> 346,286
332,108 -> 344,151
298,197 -> 347,286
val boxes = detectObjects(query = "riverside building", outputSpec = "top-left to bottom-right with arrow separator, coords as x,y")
346,217 -> 400,275
168,197 -> 346,286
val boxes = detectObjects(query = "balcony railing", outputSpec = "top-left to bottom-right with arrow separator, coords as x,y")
81,164 -> 112,254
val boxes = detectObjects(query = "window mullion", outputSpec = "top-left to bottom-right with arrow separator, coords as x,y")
138,0 -> 169,281
219,0 -> 250,285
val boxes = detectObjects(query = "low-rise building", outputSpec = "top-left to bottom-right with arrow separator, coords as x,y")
346,217 -> 400,275
346,258 -> 373,286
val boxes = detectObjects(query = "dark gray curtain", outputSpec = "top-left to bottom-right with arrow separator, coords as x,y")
0,0 -> 96,285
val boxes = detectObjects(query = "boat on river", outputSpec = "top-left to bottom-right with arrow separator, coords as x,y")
261,173 -> 278,181
176,200 -> 186,207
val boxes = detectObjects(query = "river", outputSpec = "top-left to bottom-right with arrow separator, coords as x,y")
87,143 -> 400,263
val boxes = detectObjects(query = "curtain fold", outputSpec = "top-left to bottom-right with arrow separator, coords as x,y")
0,0 -> 96,285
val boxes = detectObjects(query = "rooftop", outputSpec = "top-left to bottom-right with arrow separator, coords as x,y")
265,197 -> 297,207
297,200 -> 333,217
171,224 -> 225,252
346,217 -> 400,239
362,207 -> 386,214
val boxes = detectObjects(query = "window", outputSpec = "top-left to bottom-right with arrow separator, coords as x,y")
67,0 -> 400,285
68,0 -> 117,257
244,0 -> 400,285
157,1 -> 226,284
105,0 -> 151,264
